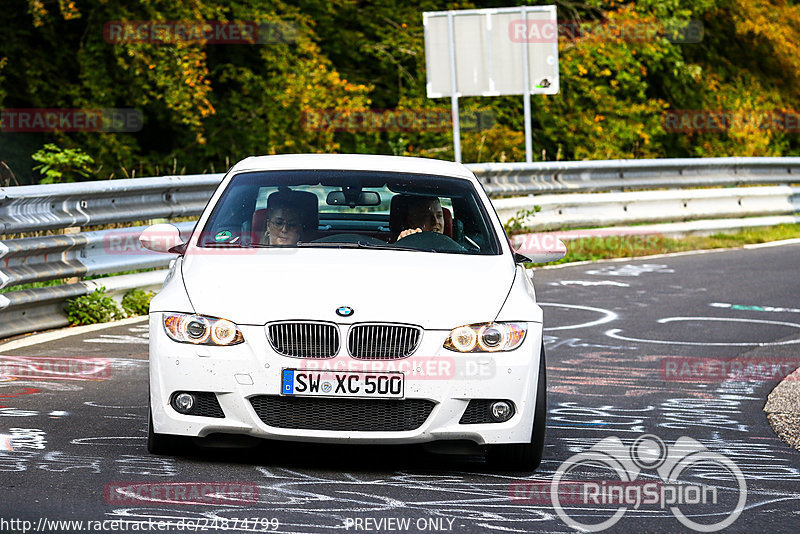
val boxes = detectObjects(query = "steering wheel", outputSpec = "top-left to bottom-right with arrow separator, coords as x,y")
394,231 -> 467,252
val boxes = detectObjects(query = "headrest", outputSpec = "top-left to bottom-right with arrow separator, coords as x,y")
266,188 -> 318,231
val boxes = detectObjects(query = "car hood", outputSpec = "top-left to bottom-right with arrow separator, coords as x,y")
180,248 -> 515,329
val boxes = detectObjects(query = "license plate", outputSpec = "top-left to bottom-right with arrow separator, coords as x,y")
281,369 -> 404,398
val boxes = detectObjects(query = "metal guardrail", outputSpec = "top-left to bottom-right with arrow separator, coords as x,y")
1,157 -> 799,340
0,174 -> 222,234
468,157 -> 800,194
492,185 -> 800,229
0,222 -> 196,289
0,271 -> 168,339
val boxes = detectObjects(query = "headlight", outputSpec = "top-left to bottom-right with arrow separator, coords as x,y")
163,313 -> 244,346
444,322 -> 526,353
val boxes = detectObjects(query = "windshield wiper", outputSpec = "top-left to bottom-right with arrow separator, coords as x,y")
296,241 -> 361,248
200,242 -> 248,248
296,240 -> 433,252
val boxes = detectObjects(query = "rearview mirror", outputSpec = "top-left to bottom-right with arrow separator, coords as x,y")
326,191 -> 381,207
139,224 -> 185,254
511,233 -> 567,264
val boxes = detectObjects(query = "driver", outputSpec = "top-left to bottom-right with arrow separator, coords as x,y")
396,196 -> 444,241
263,190 -> 316,245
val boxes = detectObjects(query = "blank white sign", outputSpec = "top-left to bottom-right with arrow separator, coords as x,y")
424,6 -> 559,98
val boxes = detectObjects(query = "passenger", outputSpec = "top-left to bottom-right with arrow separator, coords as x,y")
263,190 -> 316,245
396,196 -> 444,241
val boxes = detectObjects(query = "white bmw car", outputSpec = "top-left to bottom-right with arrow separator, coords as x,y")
140,154 -> 564,470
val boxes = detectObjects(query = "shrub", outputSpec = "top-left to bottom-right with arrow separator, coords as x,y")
121,289 -> 154,316
64,287 -> 124,325
504,206 -> 542,235
32,143 -> 95,184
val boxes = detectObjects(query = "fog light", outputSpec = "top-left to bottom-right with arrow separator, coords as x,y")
173,393 -> 195,414
490,401 -> 513,422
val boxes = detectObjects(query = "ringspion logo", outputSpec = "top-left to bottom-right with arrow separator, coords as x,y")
541,434 -> 747,532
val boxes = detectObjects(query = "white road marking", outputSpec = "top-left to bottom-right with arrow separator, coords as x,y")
0,316 -> 148,352
541,303 -> 619,331
606,317 -> 800,346
586,263 -> 674,277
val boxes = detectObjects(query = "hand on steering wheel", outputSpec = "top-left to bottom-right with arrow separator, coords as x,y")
397,228 -> 423,240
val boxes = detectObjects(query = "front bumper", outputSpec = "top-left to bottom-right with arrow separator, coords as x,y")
149,314 -> 544,445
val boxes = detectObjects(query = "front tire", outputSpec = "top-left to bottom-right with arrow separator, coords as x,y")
488,343 -> 547,471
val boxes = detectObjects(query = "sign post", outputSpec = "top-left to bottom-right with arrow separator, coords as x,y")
447,12 -> 461,163
423,6 -> 560,163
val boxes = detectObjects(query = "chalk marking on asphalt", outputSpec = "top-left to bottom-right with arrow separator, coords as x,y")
606,317 -> 800,346
83,334 -> 149,345
549,280 -> 631,287
70,436 -> 140,446
541,303 -> 619,331
85,402 -> 147,409
711,302 -> 800,314
0,316 -> 148,353
585,263 -> 674,277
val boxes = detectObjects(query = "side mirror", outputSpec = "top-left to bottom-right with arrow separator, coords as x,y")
511,233 -> 567,264
139,224 -> 185,254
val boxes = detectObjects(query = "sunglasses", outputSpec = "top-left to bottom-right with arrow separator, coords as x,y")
268,218 -> 301,231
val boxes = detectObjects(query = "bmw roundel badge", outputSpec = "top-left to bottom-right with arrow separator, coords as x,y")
336,306 -> 354,317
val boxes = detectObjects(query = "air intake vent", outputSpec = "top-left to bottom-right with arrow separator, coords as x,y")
249,396 -> 435,431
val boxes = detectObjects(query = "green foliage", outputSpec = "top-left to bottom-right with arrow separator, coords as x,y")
31,144 -> 95,184
0,56 -> 6,108
64,287 -> 124,325
504,206 -> 542,235
545,223 -> 800,265
3,0 -> 800,183
0,278 -> 63,294
121,289 -> 154,316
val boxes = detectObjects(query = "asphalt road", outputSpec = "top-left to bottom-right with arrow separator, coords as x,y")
1,243 -> 799,533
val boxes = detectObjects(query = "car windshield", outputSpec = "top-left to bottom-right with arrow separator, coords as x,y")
198,170 -> 501,255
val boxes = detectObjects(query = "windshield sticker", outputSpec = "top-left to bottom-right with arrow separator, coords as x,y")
214,230 -> 232,242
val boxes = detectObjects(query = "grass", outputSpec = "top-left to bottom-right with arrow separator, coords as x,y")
536,223 -> 800,265
0,279 -> 64,294
0,268 -> 157,294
